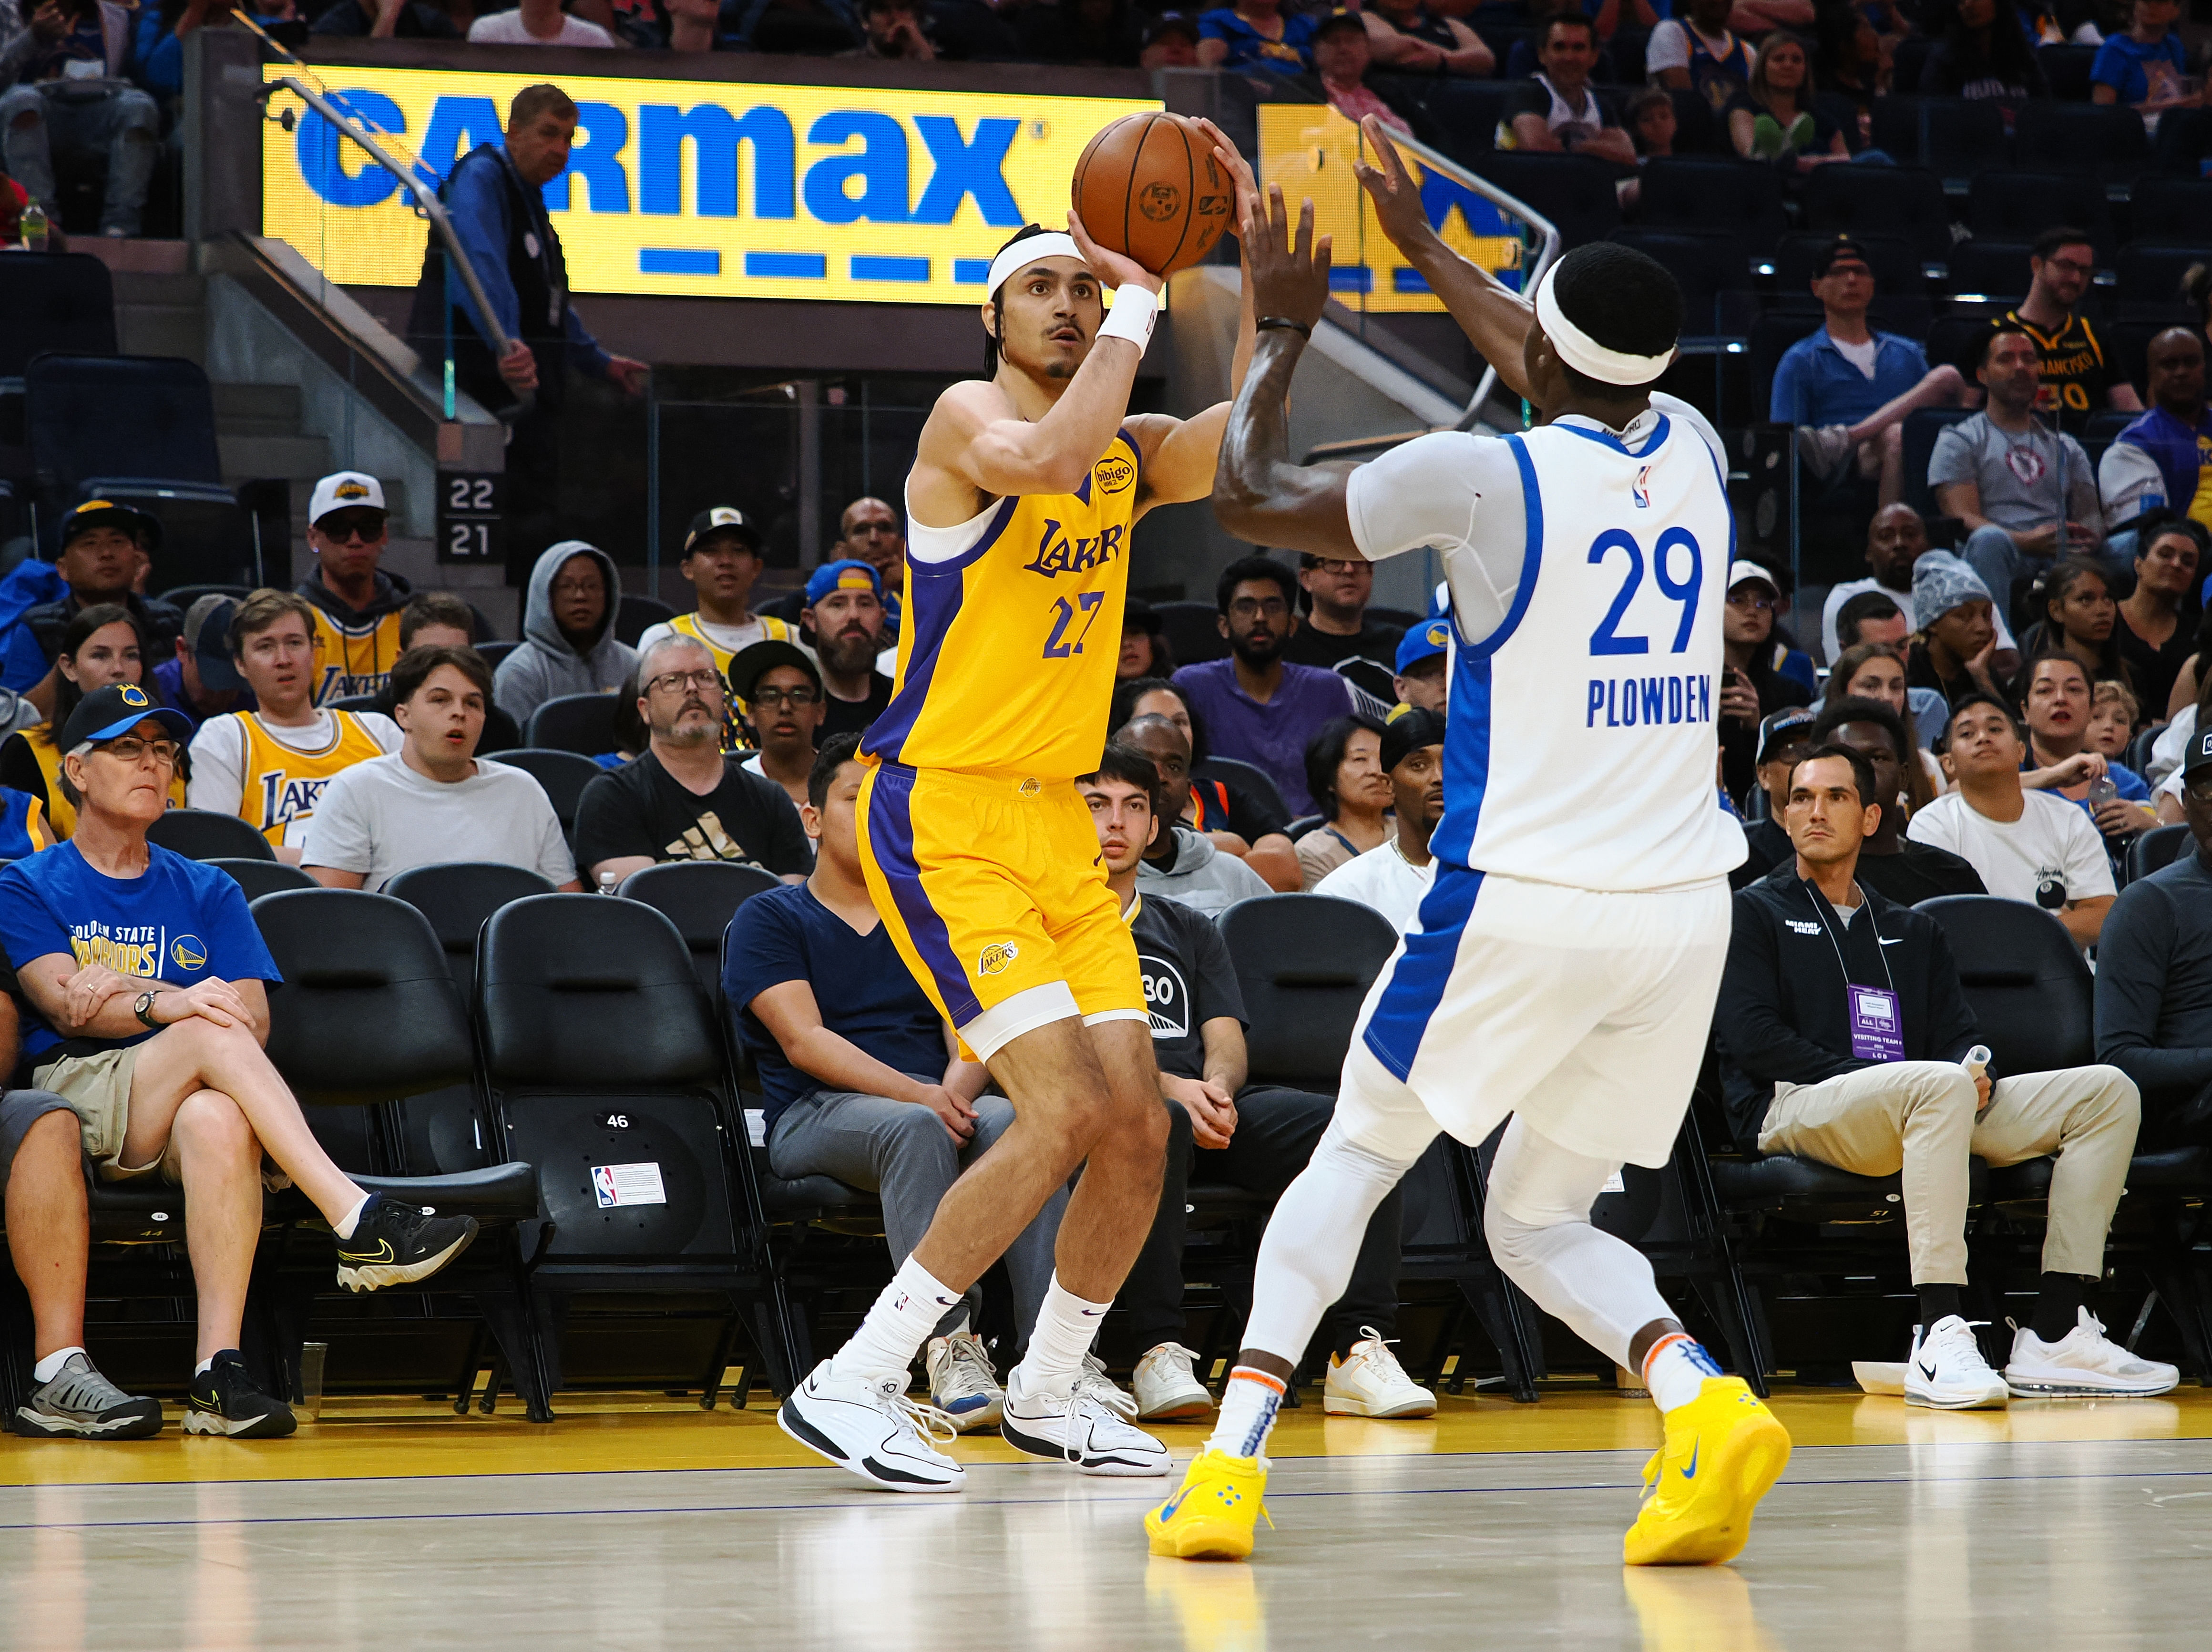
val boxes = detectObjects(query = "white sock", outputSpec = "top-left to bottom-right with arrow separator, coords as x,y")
1204,1367 -> 1287,1459
194,1355 -> 215,1377
332,1193 -> 371,1240
1642,1332 -> 1722,1413
831,1256 -> 963,1380
1012,1273 -> 1112,1397
33,1346 -> 85,1384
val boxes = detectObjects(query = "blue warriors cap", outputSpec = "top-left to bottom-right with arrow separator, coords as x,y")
59,683 -> 195,752
805,558 -> 883,606
1396,616 -> 1451,674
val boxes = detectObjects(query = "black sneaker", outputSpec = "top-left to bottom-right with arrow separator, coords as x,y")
11,1352 -> 163,1439
184,1350 -> 296,1438
335,1194 -> 480,1293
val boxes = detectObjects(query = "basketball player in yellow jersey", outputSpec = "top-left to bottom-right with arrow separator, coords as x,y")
777,131 -> 1263,1492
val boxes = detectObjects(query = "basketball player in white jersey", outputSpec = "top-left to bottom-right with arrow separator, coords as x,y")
1145,128 -> 1790,1567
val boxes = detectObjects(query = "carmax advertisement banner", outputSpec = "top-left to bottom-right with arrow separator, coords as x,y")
262,66 -> 1160,303
1256,104 -> 1525,313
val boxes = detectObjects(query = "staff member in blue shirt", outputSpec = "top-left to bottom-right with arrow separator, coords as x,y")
406,82 -> 649,581
1770,237 -> 1970,510
0,685 -> 482,1438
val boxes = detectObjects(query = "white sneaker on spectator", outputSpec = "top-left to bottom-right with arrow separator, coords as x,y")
1904,1316 -> 2008,1410
778,1360 -> 964,1492
2004,1309 -> 2181,1398
1794,423 -> 1857,479
925,1331 -> 1004,1431
1324,1326 -> 1438,1418
1132,1343 -> 1214,1420
1002,1364 -> 1171,1476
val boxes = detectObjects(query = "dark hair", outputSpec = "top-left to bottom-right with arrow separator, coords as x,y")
1546,241 -> 1683,399
1542,11 -> 1597,47
1812,695 -> 1910,763
2027,556 -> 2130,687
389,644 -> 493,706
1216,554 -> 1297,616
807,732 -> 863,811
611,664 -> 647,757
984,223 -> 1063,378
1080,739 -> 1167,847
1304,713 -> 1386,822
1823,640 -> 1906,708
399,590 -> 478,650
2031,225 -> 2095,264
1946,0 -> 2038,92
2139,512 -> 2210,571
1835,590 -> 1905,650
1945,689 -> 2027,746
1790,741 -> 1879,811
2185,260 -> 2212,326
1623,87 -> 1674,155
55,602 -> 152,732
2022,647 -> 2093,696
1109,675 -> 1207,760
1979,324 -> 2034,367
509,83 -> 577,130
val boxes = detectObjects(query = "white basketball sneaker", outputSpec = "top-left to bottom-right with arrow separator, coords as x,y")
778,1360 -> 965,1491
1001,1363 -> 1171,1476
1904,1316 -> 2009,1410
925,1331 -> 1004,1431
2004,1309 -> 2181,1398
1132,1342 -> 1214,1420
1324,1326 -> 1438,1418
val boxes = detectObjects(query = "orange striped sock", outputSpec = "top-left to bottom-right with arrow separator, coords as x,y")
1207,1366 -> 1287,1458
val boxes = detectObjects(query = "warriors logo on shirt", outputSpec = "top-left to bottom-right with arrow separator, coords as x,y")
1138,954 -> 1189,1039
170,934 -> 206,971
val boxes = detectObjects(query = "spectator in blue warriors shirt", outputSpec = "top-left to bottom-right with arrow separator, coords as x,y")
1196,0 -> 1317,75
2090,0 -> 2199,127
0,685 -> 481,1440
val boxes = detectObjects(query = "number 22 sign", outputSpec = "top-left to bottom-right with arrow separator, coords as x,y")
438,471 -> 504,565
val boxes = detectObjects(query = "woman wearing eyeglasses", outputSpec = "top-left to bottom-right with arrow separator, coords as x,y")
1719,560 -> 1814,811
492,541 -> 641,729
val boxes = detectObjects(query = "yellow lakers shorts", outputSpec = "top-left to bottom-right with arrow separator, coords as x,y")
858,761 -> 1145,1061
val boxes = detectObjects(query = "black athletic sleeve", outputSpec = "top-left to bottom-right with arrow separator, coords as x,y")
1223,780 -> 1290,843
0,734 -> 46,811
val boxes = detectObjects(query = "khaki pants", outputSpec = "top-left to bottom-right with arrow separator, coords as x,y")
1758,1060 -> 2140,1283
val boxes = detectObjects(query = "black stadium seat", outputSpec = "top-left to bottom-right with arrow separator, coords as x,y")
1472,151 -> 1621,249
2014,101 -> 2148,182
206,857 -> 318,900
616,593 -> 677,647
621,860 -> 781,995
1900,407 -> 1975,517
249,888 -> 549,1417
478,893 -> 784,1398
524,692 -> 621,757
2115,243 -> 2206,319
1796,165 -> 1955,268
2035,42 -> 2099,102
1635,158 -> 1786,251
1217,894 -> 1399,1091
1917,98 -> 2008,187
2128,823 -> 2191,883
491,748 -> 604,852
2128,175 -> 2212,243
1944,241 -> 2034,303
1609,229 -> 1753,345
476,639 -> 522,670
1747,309 -> 1823,420
1966,173 -> 2117,265
147,808 -> 276,862
386,862 -> 557,1001
0,252 -> 116,382
1914,896 -> 2090,1075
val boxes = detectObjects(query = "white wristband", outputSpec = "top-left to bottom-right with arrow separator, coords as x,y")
1097,284 -> 1159,354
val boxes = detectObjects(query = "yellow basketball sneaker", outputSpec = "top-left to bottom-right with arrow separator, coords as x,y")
1144,1447 -> 1271,1560
1622,1377 -> 1791,1566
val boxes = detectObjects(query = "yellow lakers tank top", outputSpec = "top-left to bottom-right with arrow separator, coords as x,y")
863,428 -> 1141,780
668,610 -> 797,677
24,723 -> 184,840
235,709 -> 390,846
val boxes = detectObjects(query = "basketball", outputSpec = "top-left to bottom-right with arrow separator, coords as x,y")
1070,112 -> 1233,278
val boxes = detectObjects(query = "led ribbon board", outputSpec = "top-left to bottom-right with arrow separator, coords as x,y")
1256,104 -> 1525,313
262,65 -> 1161,303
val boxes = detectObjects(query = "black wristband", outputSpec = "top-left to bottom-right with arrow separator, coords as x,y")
1256,316 -> 1312,339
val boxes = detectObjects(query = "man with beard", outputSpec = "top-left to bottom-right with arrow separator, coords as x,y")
571,633 -> 809,885
1315,708 -> 1445,931
1172,555 -> 1358,815
804,561 -> 895,740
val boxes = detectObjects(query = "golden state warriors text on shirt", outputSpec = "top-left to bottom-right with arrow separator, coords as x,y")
69,920 -> 193,978
865,429 -> 1141,780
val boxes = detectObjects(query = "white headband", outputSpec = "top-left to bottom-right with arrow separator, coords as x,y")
1532,263 -> 1675,386
985,232 -> 1084,300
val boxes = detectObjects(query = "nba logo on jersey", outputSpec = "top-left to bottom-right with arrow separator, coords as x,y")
1632,466 -> 1651,508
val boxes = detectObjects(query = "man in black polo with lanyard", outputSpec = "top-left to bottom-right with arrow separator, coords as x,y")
407,82 -> 649,580
1718,742 -> 2161,1409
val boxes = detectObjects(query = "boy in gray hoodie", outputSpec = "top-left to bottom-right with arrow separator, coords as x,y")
494,541 -> 639,728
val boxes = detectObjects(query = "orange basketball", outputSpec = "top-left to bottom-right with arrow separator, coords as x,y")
1070,112 -> 1232,278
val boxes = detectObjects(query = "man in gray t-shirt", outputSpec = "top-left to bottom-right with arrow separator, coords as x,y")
1930,328 -> 2103,618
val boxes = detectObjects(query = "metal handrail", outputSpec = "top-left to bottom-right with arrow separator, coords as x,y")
1356,129 -> 1561,433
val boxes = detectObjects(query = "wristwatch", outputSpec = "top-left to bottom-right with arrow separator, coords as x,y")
133,990 -> 164,1030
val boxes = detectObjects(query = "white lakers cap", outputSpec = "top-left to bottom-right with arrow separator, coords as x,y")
308,471 -> 388,525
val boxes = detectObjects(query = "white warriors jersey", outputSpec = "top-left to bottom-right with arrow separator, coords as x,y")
1345,393 -> 1747,893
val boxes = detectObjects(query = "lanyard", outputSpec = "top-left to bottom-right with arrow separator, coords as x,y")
1801,876 -> 1897,998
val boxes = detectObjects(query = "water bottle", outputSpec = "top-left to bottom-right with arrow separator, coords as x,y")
2087,777 -> 2118,808
20,200 -> 47,253
596,869 -> 619,896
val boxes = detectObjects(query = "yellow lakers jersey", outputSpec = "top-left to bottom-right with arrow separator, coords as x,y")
865,428 -> 1140,780
670,611 -> 798,752
234,710 -> 390,846
308,607 -> 405,706
24,724 -> 184,840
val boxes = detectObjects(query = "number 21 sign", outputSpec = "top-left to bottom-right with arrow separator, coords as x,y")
439,471 -> 504,564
